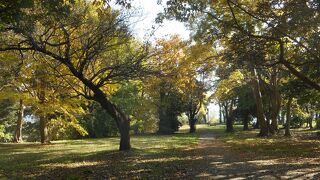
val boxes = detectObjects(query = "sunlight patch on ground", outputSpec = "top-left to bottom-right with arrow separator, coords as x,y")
137,156 -> 203,164
40,161 -> 103,168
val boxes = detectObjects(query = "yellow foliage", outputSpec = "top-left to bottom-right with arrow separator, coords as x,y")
214,70 -> 245,101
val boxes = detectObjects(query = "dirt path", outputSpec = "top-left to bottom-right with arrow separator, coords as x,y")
191,130 -> 320,179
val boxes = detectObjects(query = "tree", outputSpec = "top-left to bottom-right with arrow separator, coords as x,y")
0,51 -> 27,142
236,85 -> 256,131
160,0 -> 320,91
214,70 -> 245,132
285,96 -> 293,137
0,1 -> 152,150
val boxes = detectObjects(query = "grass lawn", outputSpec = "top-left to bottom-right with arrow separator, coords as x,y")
209,125 -> 320,158
1,124 -> 319,179
0,125 -> 198,179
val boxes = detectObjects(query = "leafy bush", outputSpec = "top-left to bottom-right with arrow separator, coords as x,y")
208,118 -> 219,126
0,125 -> 12,142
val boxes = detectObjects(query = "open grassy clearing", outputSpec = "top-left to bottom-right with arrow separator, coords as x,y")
0,125 -> 198,179
1,124 -> 319,179
209,125 -> 320,158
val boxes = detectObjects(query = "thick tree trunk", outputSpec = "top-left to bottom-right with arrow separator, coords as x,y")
285,96 -> 293,137
189,119 -> 196,133
243,113 -> 249,131
94,90 -> 131,151
317,120 -> 320,129
13,99 -> 24,143
158,86 -> 173,134
306,106 -> 313,129
251,68 -> 270,136
226,116 -> 234,132
309,118 -> 313,129
225,100 -> 234,132
40,115 -> 50,144
38,82 -> 50,144
260,67 -> 280,134
119,119 -> 131,151
315,113 -> 320,129
269,72 -> 281,134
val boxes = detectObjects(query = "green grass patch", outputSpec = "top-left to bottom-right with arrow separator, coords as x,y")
0,127 -> 198,178
206,124 -> 320,158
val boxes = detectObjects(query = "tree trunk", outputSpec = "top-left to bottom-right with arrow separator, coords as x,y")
226,117 -> 234,132
221,104 -> 226,123
251,68 -> 270,136
119,119 -> 131,151
13,99 -> 24,143
285,96 -> 293,137
225,100 -> 234,132
219,103 -> 223,124
158,86 -> 173,134
94,90 -> 131,151
269,68 -> 281,134
309,118 -> 313,129
189,119 -> 196,133
38,81 -> 50,144
40,115 -> 50,144
316,113 -> 320,129
280,109 -> 285,126
243,113 -> 249,131
306,106 -> 313,129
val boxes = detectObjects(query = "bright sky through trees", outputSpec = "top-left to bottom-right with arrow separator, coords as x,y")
129,0 -> 219,120
130,0 -> 189,41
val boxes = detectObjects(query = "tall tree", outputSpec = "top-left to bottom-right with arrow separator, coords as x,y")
161,0 -> 320,91
0,1 -> 152,150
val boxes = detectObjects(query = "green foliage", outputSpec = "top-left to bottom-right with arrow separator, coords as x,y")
158,81 -> 185,134
178,113 -> 189,125
48,117 -> 88,140
0,125 -> 12,142
208,118 -> 219,126
112,82 -> 158,133
23,121 -> 39,142
80,102 -> 118,138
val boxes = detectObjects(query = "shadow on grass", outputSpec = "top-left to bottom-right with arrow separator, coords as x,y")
1,126 -> 319,179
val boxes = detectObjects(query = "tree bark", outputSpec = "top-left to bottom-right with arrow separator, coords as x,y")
13,99 -> 24,143
316,118 -> 320,129
269,67 -> 281,134
243,113 -> 249,131
40,115 -> 50,144
94,90 -> 131,150
285,96 -> 293,137
189,119 -> 196,133
119,118 -> 131,150
306,106 -> 313,129
225,100 -> 234,132
219,103 -> 223,124
251,68 -> 270,136
280,109 -> 285,126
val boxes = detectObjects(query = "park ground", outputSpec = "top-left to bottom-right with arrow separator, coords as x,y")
0,125 -> 320,179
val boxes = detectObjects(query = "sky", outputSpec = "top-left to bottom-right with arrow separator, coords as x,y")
127,0 -> 220,120
128,0 -> 190,41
